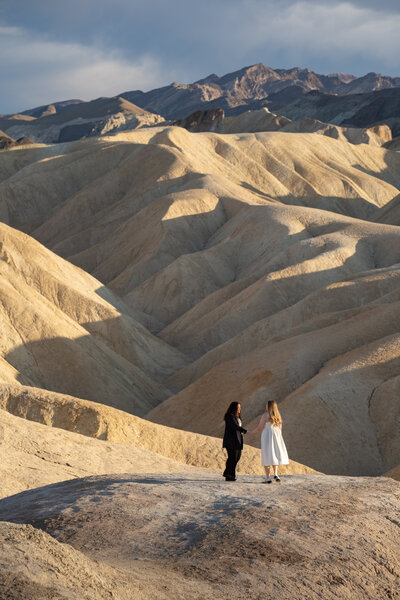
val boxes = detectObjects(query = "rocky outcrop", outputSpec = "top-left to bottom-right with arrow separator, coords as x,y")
0,473 -> 398,599
0,131 -> 35,149
173,108 -> 224,132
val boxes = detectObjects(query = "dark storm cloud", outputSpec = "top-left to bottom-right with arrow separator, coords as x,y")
0,0 -> 399,113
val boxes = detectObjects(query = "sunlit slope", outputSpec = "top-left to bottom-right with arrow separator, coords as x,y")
0,408 -> 199,499
0,222 -> 186,414
0,384 -> 315,489
1,128 -> 400,476
0,126 -> 399,241
149,254 -> 400,475
0,127 -> 399,322
221,107 -> 392,147
149,306 -> 400,476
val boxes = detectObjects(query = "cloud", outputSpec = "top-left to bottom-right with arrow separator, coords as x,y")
0,25 -> 22,36
1,1 -> 400,113
250,1 -> 400,61
0,24 -> 184,113
202,1 -> 400,73
319,0 -> 400,11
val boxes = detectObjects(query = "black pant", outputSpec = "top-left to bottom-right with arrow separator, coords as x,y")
223,448 -> 242,479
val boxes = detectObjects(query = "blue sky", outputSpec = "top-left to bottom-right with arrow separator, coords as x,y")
1,0 -> 400,113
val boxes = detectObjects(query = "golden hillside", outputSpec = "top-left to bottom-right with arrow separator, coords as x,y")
0,125 -> 399,476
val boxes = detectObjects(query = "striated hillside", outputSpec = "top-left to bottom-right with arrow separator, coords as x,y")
0,125 -> 399,476
0,222 -> 186,414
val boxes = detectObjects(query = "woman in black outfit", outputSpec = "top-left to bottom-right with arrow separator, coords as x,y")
223,402 -> 247,481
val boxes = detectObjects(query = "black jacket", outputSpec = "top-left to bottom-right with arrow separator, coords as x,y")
223,413 -> 247,450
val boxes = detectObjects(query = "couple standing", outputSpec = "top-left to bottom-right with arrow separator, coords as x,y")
222,400 -> 289,483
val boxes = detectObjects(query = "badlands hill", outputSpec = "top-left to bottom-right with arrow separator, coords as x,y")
0,130 -> 35,150
0,389 -> 313,499
0,96 -> 164,144
175,106 -> 392,146
0,125 -> 399,477
0,221 -> 187,414
280,87 -> 400,137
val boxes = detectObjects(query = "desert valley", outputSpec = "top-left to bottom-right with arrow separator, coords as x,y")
0,62 -> 399,599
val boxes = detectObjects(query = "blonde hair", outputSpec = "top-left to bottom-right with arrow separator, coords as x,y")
268,400 -> 282,427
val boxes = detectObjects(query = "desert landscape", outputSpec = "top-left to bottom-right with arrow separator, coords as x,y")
0,55 -> 399,599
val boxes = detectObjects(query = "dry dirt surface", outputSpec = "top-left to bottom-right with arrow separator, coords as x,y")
0,473 -> 399,600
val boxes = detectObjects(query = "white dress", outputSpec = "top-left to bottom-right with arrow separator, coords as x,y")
261,418 -> 289,466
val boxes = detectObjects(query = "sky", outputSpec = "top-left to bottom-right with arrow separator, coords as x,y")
1,0 -> 400,114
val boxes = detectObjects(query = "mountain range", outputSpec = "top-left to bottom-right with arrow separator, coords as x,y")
121,63 -> 400,119
1,63 -> 400,143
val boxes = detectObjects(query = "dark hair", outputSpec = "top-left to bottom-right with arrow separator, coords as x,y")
224,402 -> 241,421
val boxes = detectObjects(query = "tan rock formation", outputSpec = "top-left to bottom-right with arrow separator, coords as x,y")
221,108 -> 392,146
0,386 -> 314,487
1,80 -> 400,600
0,407 -> 198,499
0,126 -> 399,476
0,522 -> 133,600
149,261 -> 400,475
0,222 -> 186,414
0,473 -> 398,599
0,130 -> 36,149
221,107 -> 291,133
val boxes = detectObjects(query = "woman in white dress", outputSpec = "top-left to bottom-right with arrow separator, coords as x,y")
248,400 -> 289,483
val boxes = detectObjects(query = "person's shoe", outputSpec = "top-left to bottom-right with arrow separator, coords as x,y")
262,478 -> 272,484
274,475 -> 281,482
225,476 -> 236,481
